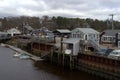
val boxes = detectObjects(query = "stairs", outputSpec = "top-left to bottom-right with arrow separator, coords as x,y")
88,39 -> 101,51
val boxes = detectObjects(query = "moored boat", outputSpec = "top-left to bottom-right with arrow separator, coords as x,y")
0,43 -> 5,47
13,52 -> 21,57
19,53 -> 30,59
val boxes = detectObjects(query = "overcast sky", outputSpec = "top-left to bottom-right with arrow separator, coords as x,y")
0,0 -> 120,20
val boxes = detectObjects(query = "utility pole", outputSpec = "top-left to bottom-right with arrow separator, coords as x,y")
109,14 -> 116,47
109,14 -> 114,30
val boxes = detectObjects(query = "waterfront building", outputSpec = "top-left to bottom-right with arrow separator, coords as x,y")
53,29 -> 71,37
100,29 -> 120,44
7,28 -> 21,37
31,27 -> 55,43
62,28 -> 100,55
23,24 -> 34,34
71,28 -> 99,45
0,32 -> 11,41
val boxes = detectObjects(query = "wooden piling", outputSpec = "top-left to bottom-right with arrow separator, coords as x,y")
57,51 -> 60,65
62,52 -> 65,66
70,53 -> 72,70
50,48 -> 53,63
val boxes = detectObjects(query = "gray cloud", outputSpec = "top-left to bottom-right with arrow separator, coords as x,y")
0,0 -> 120,20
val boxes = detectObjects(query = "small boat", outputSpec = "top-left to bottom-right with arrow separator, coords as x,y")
0,43 -> 5,47
19,53 -> 30,59
13,52 -> 21,57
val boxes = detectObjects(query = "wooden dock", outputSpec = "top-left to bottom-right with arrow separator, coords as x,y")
4,44 -> 43,61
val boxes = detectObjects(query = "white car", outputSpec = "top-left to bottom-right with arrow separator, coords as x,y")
107,50 -> 120,60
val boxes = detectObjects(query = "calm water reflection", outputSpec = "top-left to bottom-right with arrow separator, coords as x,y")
0,46 -> 101,80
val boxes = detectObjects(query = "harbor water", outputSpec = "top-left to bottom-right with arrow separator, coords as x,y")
0,46 -> 102,80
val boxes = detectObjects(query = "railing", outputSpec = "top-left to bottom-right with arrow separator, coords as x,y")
88,39 -> 101,51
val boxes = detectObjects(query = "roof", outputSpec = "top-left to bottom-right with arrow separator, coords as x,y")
62,38 -> 80,44
24,25 -> 33,31
32,28 -> 52,34
72,28 -> 99,34
7,28 -> 21,34
102,29 -> 120,36
54,29 -> 71,33
0,32 -> 9,35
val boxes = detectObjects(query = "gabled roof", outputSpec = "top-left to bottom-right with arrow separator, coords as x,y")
54,29 -> 71,34
72,28 -> 99,34
102,29 -> 120,36
24,25 -> 33,31
7,28 -> 21,34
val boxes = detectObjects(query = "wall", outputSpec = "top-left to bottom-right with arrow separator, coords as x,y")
32,42 -> 53,52
73,41 -> 80,55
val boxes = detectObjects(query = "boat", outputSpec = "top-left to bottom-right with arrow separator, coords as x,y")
0,43 -> 5,47
19,53 -> 30,59
13,52 -> 21,57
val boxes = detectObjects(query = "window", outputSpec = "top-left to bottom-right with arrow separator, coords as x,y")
74,34 -> 76,38
117,33 -> 120,39
109,37 -> 113,42
85,35 -> 87,40
73,34 -> 75,38
68,44 -> 73,49
118,41 -> 120,48
97,34 -> 99,39
77,34 -> 80,38
103,37 -> 106,41
94,34 -> 95,38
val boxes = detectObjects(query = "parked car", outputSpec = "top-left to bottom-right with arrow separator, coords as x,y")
107,50 -> 120,59
96,48 -> 113,56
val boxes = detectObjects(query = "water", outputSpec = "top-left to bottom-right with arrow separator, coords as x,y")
0,46 -> 102,80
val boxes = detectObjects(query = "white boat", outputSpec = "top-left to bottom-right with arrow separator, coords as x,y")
65,49 -> 71,55
13,52 -> 21,57
0,43 -> 5,47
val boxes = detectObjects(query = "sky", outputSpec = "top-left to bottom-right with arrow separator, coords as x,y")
0,0 -> 120,20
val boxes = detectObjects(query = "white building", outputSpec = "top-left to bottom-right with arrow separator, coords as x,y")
62,28 -> 100,56
62,38 -> 80,56
71,28 -> 99,45
7,28 -> 21,37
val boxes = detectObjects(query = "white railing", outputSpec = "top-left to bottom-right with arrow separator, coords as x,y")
88,39 -> 101,51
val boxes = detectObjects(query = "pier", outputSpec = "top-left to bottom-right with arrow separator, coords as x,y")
4,44 -> 43,61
